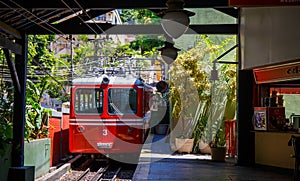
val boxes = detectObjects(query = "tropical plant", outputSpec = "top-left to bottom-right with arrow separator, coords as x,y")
200,34 -> 237,148
25,79 -> 52,140
0,35 -> 63,147
191,102 -> 210,152
169,34 -> 237,152
120,9 -> 164,56
120,9 -> 160,25
209,119 -> 226,148
28,35 -> 70,101
0,81 -> 14,156
203,84 -> 228,148
169,38 -> 212,142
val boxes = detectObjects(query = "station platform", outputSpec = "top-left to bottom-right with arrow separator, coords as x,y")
132,134 -> 293,181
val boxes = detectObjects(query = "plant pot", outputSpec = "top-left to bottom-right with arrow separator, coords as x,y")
198,140 -> 211,154
211,147 -> 226,162
175,138 -> 194,154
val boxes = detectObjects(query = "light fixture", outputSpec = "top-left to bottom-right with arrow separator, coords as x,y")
157,0 -> 195,39
209,44 -> 239,81
158,37 -> 180,64
210,62 -> 219,81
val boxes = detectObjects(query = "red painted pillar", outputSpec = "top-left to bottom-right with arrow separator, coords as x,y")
225,119 -> 237,157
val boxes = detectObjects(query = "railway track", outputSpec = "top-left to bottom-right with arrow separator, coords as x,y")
56,155 -> 136,181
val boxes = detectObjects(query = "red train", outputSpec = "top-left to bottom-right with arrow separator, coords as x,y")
69,67 -> 155,161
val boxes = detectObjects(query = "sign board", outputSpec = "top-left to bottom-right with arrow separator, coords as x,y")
253,61 -> 300,84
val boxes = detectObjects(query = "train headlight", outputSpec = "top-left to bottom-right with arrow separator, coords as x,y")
128,127 -> 133,132
77,125 -> 85,132
102,75 -> 110,84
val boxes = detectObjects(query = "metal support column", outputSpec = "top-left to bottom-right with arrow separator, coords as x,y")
7,33 -> 35,181
236,70 -> 255,166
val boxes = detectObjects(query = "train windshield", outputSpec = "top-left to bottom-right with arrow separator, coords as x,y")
74,88 -> 103,114
108,88 -> 137,115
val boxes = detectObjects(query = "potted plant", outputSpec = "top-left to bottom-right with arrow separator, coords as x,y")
209,119 -> 227,162
169,78 -> 198,153
168,45 -> 211,153
191,101 -> 211,154
200,82 -> 228,161
175,116 -> 195,154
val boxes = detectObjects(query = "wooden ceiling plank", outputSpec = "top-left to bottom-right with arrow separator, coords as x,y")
0,20 -> 21,39
0,35 -> 22,55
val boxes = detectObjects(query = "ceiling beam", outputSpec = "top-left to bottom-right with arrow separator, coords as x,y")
1,0 -> 229,9
53,9 -> 113,25
0,21 -> 21,39
3,48 -> 21,93
214,8 -> 239,18
188,24 -> 238,34
25,24 -> 238,35
0,36 -> 22,55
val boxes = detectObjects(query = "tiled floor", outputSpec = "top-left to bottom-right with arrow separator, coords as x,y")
132,134 -> 293,181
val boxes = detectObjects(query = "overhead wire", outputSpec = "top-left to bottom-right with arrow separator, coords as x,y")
1,0 -> 70,42
4,0 -> 112,39
4,0 -> 107,43
72,0 -> 123,42
1,1 -> 83,82
72,0 -> 106,34
5,0 -> 65,35
2,1 -> 151,83
60,0 -> 98,35
30,58 -> 68,92
60,0 -> 116,79
15,10 -> 61,30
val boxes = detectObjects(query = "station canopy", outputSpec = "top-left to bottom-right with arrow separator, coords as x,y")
0,0 -> 238,54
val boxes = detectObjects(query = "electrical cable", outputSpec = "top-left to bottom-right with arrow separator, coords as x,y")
5,0 -> 65,35
60,0 -> 98,35
1,0 -> 69,42
72,0 -> 106,34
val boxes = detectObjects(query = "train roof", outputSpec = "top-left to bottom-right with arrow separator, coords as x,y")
72,74 -> 147,86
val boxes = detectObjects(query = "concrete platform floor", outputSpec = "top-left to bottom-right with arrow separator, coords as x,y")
132,134 -> 294,181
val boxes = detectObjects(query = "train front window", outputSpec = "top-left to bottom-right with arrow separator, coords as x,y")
75,88 -> 103,114
108,88 -> 137,115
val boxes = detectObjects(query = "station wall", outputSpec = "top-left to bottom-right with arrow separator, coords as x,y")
240,6 -> 300,69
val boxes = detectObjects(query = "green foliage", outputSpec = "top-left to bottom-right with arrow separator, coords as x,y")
169,38 -> 214,125
28,35 -> 70,101
129,35 -> 165,56
202,85 -> 228,148
77,35 -> 89,42
0,35 -> 64,154
25,79 -> 52,140
203,35 -> 236,148
119,9 -> 164,56
28,35 -> 57,70
111,43 -> 137,57
120,9 -> 160,25
47,83 -> 63,98
192,112 -> 209,152
209,118 -> 226,148
0,81 -> 14,156
169,35 -> 237,150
